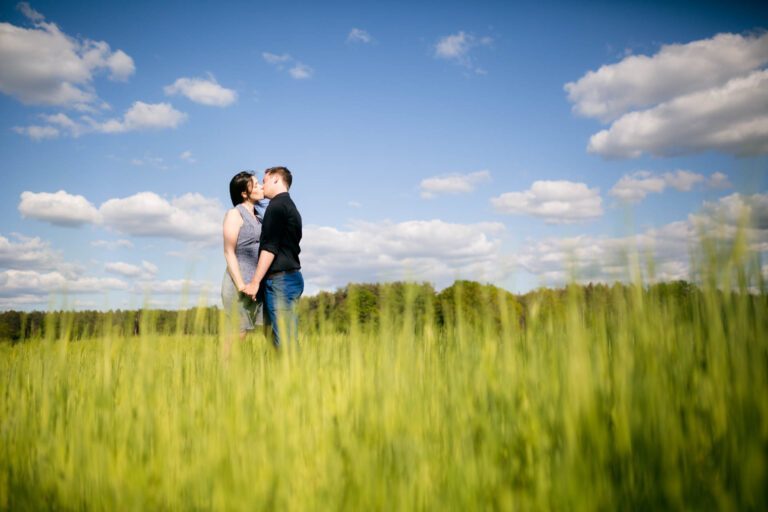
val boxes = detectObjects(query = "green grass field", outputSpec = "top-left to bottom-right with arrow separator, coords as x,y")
1,251 -> 767,510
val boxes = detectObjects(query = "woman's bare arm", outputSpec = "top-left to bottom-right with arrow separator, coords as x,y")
223,209 -> 246,291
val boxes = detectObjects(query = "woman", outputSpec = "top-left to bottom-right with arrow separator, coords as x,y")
222,171 -> 264,339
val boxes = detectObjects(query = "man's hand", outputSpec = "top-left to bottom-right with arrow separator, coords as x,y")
242,281 -> 259,300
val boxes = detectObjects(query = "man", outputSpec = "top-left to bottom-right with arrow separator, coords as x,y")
244,166 -> 303,347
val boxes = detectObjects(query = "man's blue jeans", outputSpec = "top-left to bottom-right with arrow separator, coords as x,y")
264,271 -> 304,348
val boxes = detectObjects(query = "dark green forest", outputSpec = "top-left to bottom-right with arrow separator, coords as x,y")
0,280 -> 704,342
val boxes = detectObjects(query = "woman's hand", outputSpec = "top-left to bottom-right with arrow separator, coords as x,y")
242,281 -> 259,300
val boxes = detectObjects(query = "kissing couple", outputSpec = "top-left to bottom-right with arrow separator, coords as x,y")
221,166 -> 303,348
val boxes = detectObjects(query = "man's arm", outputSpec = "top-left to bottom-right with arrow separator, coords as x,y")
243,249 -> 275,299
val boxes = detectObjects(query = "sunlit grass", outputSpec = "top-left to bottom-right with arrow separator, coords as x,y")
1,238 -> 767,510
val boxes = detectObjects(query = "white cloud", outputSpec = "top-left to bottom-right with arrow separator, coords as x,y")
98,101 -> 187,133
609,171 -> 666,203
99,192 -> 223,243
14,102 -> 187,139
91,239 -> 133,250
17,2 -> 44,23
514,225 -> 695,286
262,52 -> 313,80
164,75 -> 237,107
105,50 -> 135,81
42,113 -> 83,135
0,9 -> 135,108
302,220 -> 507,291
565,32 -> 768,122
515,193 -> 768,286
567,32 -> 768,159
13,112 -> 84,139
262,52 -> 291,64
587,69 -> 768,158
692,192 -> 768,234
491,181 -> 603,223
347,28 -> 372,44
18,190 -> 101,227
663,169 -> 706,191
434,31 -> 492,73
105,260 -> 158,279
708,172 -> 732,189
0,269 -> 128,297
609,169 -> 721,203
288,63 -> 313,80
12,124 -> 59,140
17,190 -> 224,243
0,233 -> 63,271
0,294 -> 49,310
179,150 -> 196,163
130,155 -> 168,169
420,170 -> 491,199
436,31 -> 471,60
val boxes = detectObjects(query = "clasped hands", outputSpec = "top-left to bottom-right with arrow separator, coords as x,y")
242,281 -> 259,300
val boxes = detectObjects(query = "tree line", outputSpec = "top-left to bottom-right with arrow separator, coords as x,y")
0,280 -> 703,342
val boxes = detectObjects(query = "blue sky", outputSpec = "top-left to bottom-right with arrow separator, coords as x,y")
1,0 -> 767,310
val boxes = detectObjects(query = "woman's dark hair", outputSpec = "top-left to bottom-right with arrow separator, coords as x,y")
229,171 -> 254,206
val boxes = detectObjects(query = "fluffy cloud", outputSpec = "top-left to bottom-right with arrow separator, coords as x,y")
18,190 -> 101,227
609,171 -> 666,202
0,7 -> 135,109
14,102 -> 187,139
663,169 -> 706,191
708,172 -> 733,189
691,193 -> 768,236
420,170 -> 491,199
0,229 -> 131,308
262,52 -> 313,80
587,70 -> 768,158
288,63 -> 313,80
179,150 -> 196,163
17,2 -> 44,23
0,269 -> 128,297
434,31 -> 492,73
164,75 -> 237,107
491,181 -> 603,223
347,28 -> 372,44
99,192 -> 222,243
565,32 -> 768,122
14,113 -> 81,140
262,52 -> 291,64
105,260 -> 158,279
42,113 -> 86,135
609,169 -> 726,203
566,32 -> 768,158
514,224 -> 694,285
0,233 -> 63,271
514,193 -> 768,286
12,124 -> 59,140
302,220 -> 507,291
18,190 -> 223,243
98,101 -> 187,133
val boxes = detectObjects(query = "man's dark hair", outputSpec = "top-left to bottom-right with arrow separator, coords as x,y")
229,170 -> 254,206
265,166 -> 292,190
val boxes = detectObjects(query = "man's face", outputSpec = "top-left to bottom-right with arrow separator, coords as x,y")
262,173 -> 275,198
